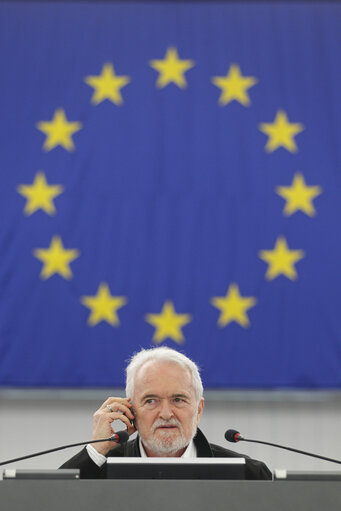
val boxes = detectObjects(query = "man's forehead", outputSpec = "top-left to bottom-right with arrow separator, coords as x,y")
134,360 -> 193,390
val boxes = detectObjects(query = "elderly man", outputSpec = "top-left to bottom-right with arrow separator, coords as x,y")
61,347 -> 271,479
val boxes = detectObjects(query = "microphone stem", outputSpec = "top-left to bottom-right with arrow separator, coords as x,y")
243,438 -> 341,465
0,438 -> 115,467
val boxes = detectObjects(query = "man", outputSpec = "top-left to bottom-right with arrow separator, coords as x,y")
61,347 -> 271,479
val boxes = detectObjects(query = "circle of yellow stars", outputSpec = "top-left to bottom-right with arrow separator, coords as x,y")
17,46 -> 323,341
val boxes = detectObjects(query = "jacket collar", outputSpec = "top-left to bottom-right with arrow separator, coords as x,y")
193,427 -> 213,457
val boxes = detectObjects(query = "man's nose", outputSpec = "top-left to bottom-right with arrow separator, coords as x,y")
159,400 -> 174,420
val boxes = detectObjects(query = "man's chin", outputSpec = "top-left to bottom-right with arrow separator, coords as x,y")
141,431 -> 189,456
154,427 -> 181,442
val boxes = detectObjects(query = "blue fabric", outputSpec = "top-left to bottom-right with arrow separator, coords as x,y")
0,1 -> 340,388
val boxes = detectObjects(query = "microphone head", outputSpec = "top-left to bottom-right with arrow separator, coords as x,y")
116,430 -> 129,444
225,429 -> 242,443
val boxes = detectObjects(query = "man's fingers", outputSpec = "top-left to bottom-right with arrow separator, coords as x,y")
99,397 -> 132,411
105,411 -> 133,431
126,422 -> 137,436
100,400 -> 134,421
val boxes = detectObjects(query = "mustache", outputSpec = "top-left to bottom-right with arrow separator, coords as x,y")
151,418 -> 182,433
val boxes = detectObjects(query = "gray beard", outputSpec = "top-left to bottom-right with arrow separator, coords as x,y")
139,417 -> 198,456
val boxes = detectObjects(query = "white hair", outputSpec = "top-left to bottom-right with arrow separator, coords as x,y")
125,347 -> 203,403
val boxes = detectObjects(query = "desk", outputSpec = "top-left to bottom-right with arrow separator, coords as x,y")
1,480 -> 341,511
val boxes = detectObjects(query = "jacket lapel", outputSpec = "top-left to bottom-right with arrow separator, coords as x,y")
194,428 -> 213,457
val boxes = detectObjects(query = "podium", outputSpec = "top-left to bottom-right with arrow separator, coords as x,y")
1,480 -> 341,511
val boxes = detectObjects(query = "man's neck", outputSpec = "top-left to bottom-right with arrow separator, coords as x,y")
142,444 -> 187,458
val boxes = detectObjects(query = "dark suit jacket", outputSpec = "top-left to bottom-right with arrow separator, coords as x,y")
61,428 -> 272,480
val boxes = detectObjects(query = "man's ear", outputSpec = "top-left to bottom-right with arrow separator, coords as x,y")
196,398 -> 204,423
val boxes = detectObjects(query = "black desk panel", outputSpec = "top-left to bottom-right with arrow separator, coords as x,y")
1,480 -> 340,511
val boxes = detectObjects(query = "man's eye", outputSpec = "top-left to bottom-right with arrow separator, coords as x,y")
145,399 -> 155,404
174,397 -> 185,403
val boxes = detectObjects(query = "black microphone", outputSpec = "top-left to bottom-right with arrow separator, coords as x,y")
225,429 -> 244,443
225,429 -> 341,465
0,430 -> 129,467
110,430 -> 129,444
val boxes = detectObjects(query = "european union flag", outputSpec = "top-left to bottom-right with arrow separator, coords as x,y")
1,1 -> 341,388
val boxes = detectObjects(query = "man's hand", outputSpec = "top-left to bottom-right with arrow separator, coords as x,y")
90,397 -> 136,455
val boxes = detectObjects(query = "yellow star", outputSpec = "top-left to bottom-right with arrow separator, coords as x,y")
145,301 -> 192,344
34,236 -> 80,279
259,236 -> 305,281
81,283 -> 127,326
211,64 -> 257,106
85,63 -> 131,105
149,47 -> 195,88
276,173 -> 322,217
17,172 -> 63,215
211,283 -> 257,328
36,109 -> 82,151
259,110 -> 304,153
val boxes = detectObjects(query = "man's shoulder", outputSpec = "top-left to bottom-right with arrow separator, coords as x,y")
209,442 -> 272,480
208,442 -> 248,458
194,428 -> 246,459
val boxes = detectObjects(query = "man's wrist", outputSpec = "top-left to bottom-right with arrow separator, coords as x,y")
86,444 -> 107,467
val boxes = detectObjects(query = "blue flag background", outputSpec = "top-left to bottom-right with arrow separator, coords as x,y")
0,1 -> 341,388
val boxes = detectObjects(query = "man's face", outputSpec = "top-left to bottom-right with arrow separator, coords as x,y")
132,360 -> 204,457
